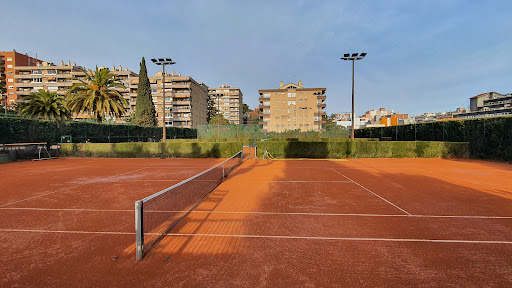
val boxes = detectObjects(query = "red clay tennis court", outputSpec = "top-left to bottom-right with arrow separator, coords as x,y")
1,157 -> 512,287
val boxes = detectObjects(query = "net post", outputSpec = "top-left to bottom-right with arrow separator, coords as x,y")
135,201 -> 144,260
222,163 -> 225,180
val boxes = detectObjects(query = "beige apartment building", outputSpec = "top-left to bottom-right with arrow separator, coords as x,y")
258,81 -> 326,132
129,70 -> 208,128
14,61 -> 136,120
14,61 -> 83,100
208,85 -> 243,124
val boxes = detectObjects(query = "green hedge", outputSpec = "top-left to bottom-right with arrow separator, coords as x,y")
0,115 -> 197,144
257,140 -> 469,159
61,141 -> 243,158
354,117 -> 512,162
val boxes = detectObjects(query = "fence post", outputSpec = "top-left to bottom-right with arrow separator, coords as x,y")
135,201 -> 144,260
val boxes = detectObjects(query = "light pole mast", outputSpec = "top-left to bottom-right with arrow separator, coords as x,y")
341,53 -> 366,141
151,58 -> 176,142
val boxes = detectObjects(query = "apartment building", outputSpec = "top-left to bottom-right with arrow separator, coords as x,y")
456,92 -> 512,119
14,61 -> 137,120
129,70 -> 208,128
106,65 -> 138,119
208,85 -> 243,124
14,61 -> 82,99
0,50 -> 42,107
258,81 -> 326,132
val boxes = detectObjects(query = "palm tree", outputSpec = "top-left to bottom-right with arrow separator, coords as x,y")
0,81 -> 6,114
66,67 -> 128,122
19,90 -> 70,127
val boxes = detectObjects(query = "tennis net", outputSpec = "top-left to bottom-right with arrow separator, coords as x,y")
135,150 -> 243,260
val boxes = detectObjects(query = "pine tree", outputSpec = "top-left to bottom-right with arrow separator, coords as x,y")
134,57 -> 157,126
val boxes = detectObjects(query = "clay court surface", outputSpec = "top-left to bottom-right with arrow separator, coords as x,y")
1,157 -> 512,287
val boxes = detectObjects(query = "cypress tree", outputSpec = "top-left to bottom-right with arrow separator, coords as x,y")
134,57 -> 157,126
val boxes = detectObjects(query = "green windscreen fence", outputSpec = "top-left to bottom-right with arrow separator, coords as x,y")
197,124 -> 349,139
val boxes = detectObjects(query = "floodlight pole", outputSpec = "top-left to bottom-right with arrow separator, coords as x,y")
351,59 -> 355,141
341,53 -> 366,141
151,58 -> 176,142
162,64 -> 166,141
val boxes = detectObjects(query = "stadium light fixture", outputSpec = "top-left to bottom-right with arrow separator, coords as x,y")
340,52 -> 367,141
151,58 -> 176,142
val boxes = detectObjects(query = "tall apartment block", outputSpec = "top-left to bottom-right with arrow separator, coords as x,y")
258,81 -> 326,132
0,50 -> 42,108
129,70 -> 209,128
208,85 -> 243,124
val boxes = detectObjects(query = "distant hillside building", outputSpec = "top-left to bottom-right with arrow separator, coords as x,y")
456,92 -> 512,119
363,108 -> 392,123
258,81 -> 326,132
0,50 -> 42,108
380,113 -> 408,127
208,85 -> 243,125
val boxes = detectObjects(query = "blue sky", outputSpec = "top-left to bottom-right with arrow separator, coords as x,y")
2,0 -> 511,116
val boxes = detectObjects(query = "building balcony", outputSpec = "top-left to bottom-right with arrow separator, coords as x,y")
172,108 -> 191,113
16,90 -> 32,95
171,116 -> 191,121
14,74 -> 42,79
15,82 -> 44,87
317,103 -> 326,108
317,95 -> 326,101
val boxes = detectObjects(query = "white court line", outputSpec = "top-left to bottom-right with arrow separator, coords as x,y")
2,228 -> 512,245
331,168 -> 412,216
0,167 -> 148,208
1,208 -> 511,219
228,180 -> 352,183
0,207 -> 133,212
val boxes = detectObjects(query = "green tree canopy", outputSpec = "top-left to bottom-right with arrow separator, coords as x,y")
0,81 -> 6,112
209,113 -> 229,125
242,104 -> 251,114
19,90 -> 70,127
207,95 -> 217,123
134,57 -> 157,126
66,67 -> 128,122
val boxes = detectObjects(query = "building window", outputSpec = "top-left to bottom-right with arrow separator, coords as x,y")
32,70 -> 42,75
7,64 -> 13,68
8,86 -> 13,89
6,57 -> 12,61
47,69 -> 57,75
263,93 -> 270,98
48,86 -> 58,92
32,78 -> 43,83
8,79 -> 13,82
151,88 -> 157,93
263,101 -> 270,106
